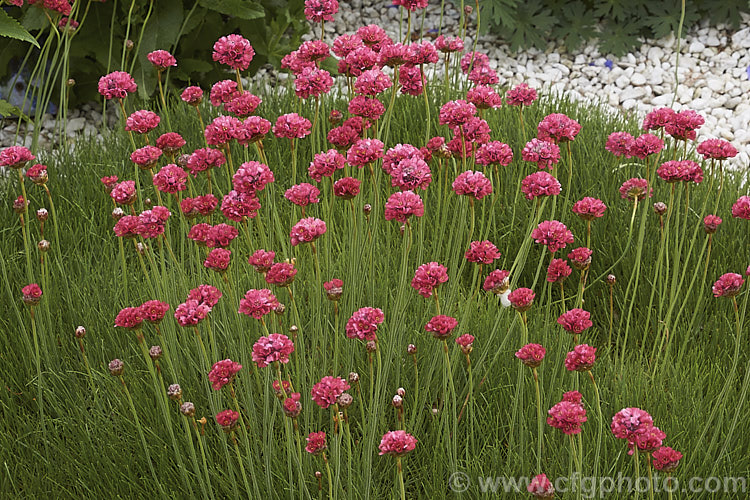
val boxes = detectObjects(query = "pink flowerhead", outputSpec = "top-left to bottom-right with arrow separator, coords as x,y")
642,107 -> 676,131
304,0 -> 339,22
297,40 -> 331,63
521,171 -> 561,201
406,41 -> 439,65
390,157 -> 432,191
248,249 -> 275,274
345,307 -> 384,341
273,113 -> 312,139
181,86 -> 203,105
347,138 -> 384,167
652,447 -> 683,473
147,50 -> 176,71
224,92 -> 262,118
290,217 -> 327,246
237,116 -> 272,145
205,115 -> 241,146
210,80 -> 239,107
506,83 -> 538,106
378,430 -> 417,456
537,113 -> 581,143
475,141 -> 512,167
712,273 -> 744,298
348,96 -> 385,121
515,343 -> 546,368
633,426 -> 666,454
605,132 -> 634,158
619,178 -> 652,201
295,67 -> 334,100
311,376 -> 350,408
21,283 -> 43,306
115,306 -> 143,329
435,34 -> 464,53
460,52 -> 490,74
508,288 -> 535,312
546,258 -> 572,283
611,407 -> 653,442
156,133 -> 185,155
188,285 -> 222,308
411,262 -> 449,298
392,0 -> 428,11
0,146 -> 35,169
452,170 -> 492,200
174,300 -> 211,327
398,64 -> 424,96
208,359 -> 242,390
213,34 -> 254,71
532,220 -> 574,253
547,397 -> 586,435
265,262 -> 298,287
665,109 -> 704,141
187,148 -> 226,175
140,300 -> 170,324
439,100 -> 476,128
285,183 -> 320,207
483,269 -> 510,294
465,240 -> 501,264
379,43 -> 409,67
731,196 -> 750,219
221,190 -> 261,222
136,206 -> 171,239
252,333 -> 295,368
239,289 -> 279,319
153,164 -> 188,193
215,409 -> 239,431
205,223 -> 238,248
703,215 -> 722,234
568,247 -> 593,270
455,334 -> 475,354
324,279 -> 344,301
233,161 -> 274,194
631,133 -> 664,159
305,431 -> 328,455
113,215 -> 138,238
468,65 -> 499,86
424,315 -> 458,340
125,110 -> 160,135
204,248 -> 231,272
382,143 -> 423,175
385,190 -> 424,222
696,138 -> 738,161
521,138 -> 561,170
354,68 -> 393,96
565,344 -> 597,372
572,197 -> 607,220
333,177 -> 361,199
98,71 -> 137,100
557,308 -> 593,334
528,474 -> 555,498
25,164 -> 48,184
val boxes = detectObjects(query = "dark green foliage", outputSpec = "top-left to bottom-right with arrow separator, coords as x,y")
478,0 -> 750,55
0,0 -> 308,106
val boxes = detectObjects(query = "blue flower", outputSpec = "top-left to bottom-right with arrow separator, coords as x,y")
604,59 -> 613,70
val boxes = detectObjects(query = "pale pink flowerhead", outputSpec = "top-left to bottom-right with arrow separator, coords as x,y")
521,171 -> 561,201
252,333 -> 295,368
98,71 -> 137,100
213,34 -> 254,71
527,474 -> 555,498
147,50 -> 177,71
311,376 -> 350,408
285,183 -> 320,207
565,344 -> 597,372
265,262 -> 298,287
385,190 -> 424,222
572,197 -> 607,220
378,430 -> 417,456
506,83 -> 538,106
521,138 -> 561,170
239,289 -> 279,319
290,217 -> 327,246
452,170 -> 492,200
125,110 -> 160,135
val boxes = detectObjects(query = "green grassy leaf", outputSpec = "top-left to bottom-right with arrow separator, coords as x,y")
0,9 -> 39,48
198,0 -> 265,20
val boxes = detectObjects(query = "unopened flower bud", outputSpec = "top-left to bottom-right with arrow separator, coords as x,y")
392,395 -> 403,408
606,274 -> 616,286
149,345 -> 163,360
136,242 -> 148,255
653,202 -> 667,216
12,196 -> 27,214
66,78 -> 76,87
38,239 -> 50,252
400,224 -> 406,236
407,344 -> 417,355
397,387 -> 406,397
329,109 -> 343,125
315,471 -> 323,479
337,393 -> 353,408
275,303 -> 286,315
75,325 -> 86,338
431,406 -> 439,416
348,372 -> 359,384
112,207 -> 125,220
36,208 -> 49,221
365,340 -> 377,353
108,358 -> 124,376
289,324 -> 298,335
167,383 -> 182,401
363,204 -> 372,216
180,401 -> 196,417
144,198 -> 153,209
126,40 -> 134,51
177,154 -> 190,168
464,5 -> 473,15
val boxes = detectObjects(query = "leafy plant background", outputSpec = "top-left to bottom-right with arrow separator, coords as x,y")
475,0 -> 750,55
0,0 -> 308,106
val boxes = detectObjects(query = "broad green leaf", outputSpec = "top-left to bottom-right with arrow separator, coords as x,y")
198,0 -> 265,20
0,98 -> 27,119
0,10 -> 39,48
